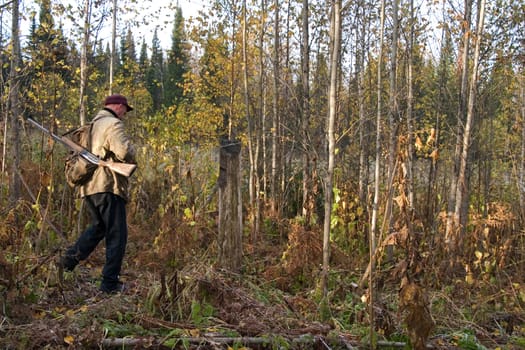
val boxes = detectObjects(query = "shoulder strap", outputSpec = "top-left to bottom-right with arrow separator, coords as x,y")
86,122 -> 93,152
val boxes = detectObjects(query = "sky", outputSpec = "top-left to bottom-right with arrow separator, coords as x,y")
17,0 -> 206,51
125,0 -> 206,50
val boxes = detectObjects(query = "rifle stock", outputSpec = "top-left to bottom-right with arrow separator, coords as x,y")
100,160 -> 137,177
27,118 -> 137,178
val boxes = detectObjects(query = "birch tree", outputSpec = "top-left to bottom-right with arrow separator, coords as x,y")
242,0 -> 258,241
270,0 -> 280,214
446,0 -> 486,251
453,0 -> 486,248
367,0 -> 386,344
322,0 -> 341,300
406,0 -> 415,210
301,0 -> 312,224
357,0 -> 371,208
384,0 -> 399,255
445,0 -> 472,244
253,0 -> 267,240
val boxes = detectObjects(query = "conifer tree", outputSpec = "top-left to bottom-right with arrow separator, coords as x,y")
25,0 -> 71,122
28,0 -> 69,76
92,40 -> 110,88
146,28 -> 164,111
138,39 -> 149,82
120,27 -> 137,78
164,6 -> 189,109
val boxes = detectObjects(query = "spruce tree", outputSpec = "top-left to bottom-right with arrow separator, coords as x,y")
138,39 -> 149,82
146,28 -> 164,111
164,6 -> 189,109
28,0 -> 69,77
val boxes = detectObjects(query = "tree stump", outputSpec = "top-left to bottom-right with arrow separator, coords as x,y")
217,140 -> 242,272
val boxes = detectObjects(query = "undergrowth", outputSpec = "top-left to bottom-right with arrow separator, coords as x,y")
0,184 -> 524,349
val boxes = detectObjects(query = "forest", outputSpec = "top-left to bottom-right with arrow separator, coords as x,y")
0,0 -> 524,348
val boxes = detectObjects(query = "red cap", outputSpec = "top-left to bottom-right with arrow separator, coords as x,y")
104,94 -> 133,111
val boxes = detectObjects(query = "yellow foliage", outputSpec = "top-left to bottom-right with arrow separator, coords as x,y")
63,335 -> 74,345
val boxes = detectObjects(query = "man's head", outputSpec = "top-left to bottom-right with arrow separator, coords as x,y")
104,94 -> 133,118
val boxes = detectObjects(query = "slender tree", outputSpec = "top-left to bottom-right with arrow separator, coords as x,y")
255,0 -> 267,239
454,0 -> 486,248
384,0 -> 399,260
368,0 -> 386,346
242,0 -> 257,241
109,0 -> 116,94
270,0 -> 280,214
322,0 -> 341,300
446,0 -> 472,244
8,0 -> 21,204
79,0 -> 90,125
357,0 -> 370,208
406,0 -> 415,210
518,70 -> 525,274
300,0 -> 312,224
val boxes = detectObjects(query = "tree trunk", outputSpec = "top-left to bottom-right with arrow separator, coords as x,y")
406,0 -> 415,211
357,1 -> 369,208
228,0 -> 238,139
518,73 -> 525,223
384,0 -> 399,262
242,0 -> 258,242
322,0 -> 341,300
270,0 -> 280,215
218,141 -> 243,272
446,0 -> 472,245
109,0 -> 117,94
301,0 -> 312,224
367,0 -> 386,347
79,0 -> 90,125
256,0 -> 267,239
427,2 -> 449,227
8,0 -> 21,205
454,0 -> 486,247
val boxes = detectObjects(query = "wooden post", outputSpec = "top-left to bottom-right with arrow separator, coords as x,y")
217,140 -> 242,272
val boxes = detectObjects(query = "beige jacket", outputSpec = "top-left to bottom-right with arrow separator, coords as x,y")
80,109 -> 136,202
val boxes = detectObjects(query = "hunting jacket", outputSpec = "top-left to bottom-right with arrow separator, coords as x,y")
80,108 -> 136,202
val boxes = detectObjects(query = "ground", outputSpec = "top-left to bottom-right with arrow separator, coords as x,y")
1,224 -> 524,349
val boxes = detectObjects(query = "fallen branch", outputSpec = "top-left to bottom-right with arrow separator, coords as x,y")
377,340 -> 408,347
102,334 -> 323,348
101,334 -> 407,349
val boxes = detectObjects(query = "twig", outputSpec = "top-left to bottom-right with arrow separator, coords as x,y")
0,0 -> 14,11
319,336 -> 332,349
15,251 -> 59,286
139,316 -> 192,330
15,168 -> 67,240
338,335 -> 358,349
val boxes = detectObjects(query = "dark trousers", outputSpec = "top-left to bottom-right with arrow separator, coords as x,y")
65,192 -> 128,290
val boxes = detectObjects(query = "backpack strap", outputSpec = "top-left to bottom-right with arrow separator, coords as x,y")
86,122 -> 93,152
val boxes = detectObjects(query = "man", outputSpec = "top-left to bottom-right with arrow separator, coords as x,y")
60,93 -> 137,294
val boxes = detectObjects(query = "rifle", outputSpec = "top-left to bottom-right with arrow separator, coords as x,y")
27,118 -> 137,178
